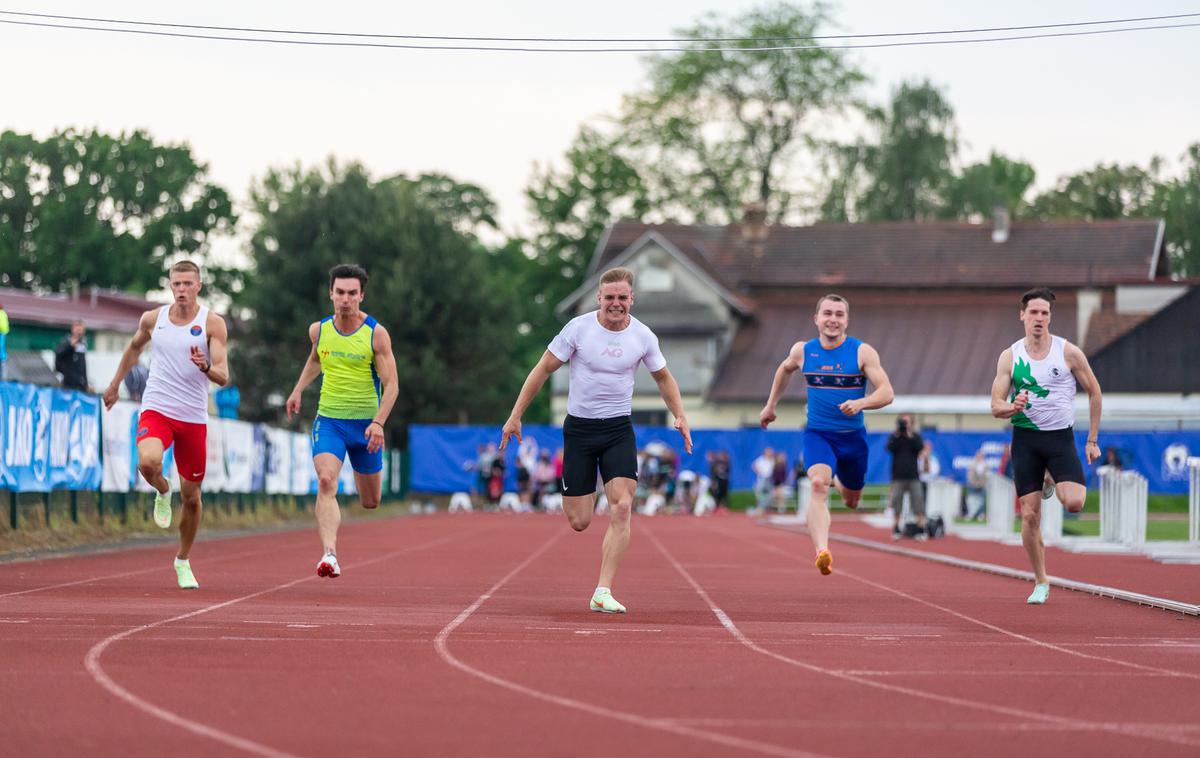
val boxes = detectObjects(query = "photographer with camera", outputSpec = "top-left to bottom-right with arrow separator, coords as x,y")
887,413 -> 926,540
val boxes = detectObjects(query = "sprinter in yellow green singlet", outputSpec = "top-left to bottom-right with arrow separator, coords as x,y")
287,264 -> 399,579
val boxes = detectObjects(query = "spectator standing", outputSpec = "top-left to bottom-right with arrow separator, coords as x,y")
966,449 -> 989,521
886,413 -> 925,540
708,450 -> 731,509
55,320 -> 90,391
918,440 -> 941,501
123,362 -> 150,401
771,450 -> 790,512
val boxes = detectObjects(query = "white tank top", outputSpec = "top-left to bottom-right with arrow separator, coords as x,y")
548,312 -> 667,419
1009,335 -> 1075,431
141,305 -> 212,424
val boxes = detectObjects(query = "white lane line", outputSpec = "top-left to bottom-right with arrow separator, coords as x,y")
0,538 -> 309,599
739,530 -> 1200,686
645,524 -> 1200,750
433,531 -> 829,758
524,626 -> 664,633
663,717 -> 1200,734
84,529 -> 478,757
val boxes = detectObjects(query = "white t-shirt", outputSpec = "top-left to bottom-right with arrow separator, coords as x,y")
549,312 -> 667,419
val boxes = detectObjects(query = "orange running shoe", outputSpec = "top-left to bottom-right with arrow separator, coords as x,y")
815,549 -> 833,576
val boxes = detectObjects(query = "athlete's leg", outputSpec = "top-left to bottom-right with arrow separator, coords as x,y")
1019,492 -> 1047,584
177,478 -> 204,560
597,476 -> 636,589
314,453 -> 345,554
136,437 -> 170,494
1055,481 -> 1086,514
806,463 -> 834,554
353,471 -> 382,510
562,494 -> 596,531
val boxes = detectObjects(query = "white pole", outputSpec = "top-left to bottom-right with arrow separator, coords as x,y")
1189,457 -> 1200,546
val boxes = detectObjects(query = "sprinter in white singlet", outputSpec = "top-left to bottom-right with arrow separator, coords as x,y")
104,260 -> 230,589
500,267 -> 692,614
990,287 -> 1103,605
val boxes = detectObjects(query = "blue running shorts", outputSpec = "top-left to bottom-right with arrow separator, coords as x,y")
803,427 -> 869,491
311,415 -> 383,474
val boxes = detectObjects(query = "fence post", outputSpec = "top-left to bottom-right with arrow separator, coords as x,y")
70,490 -> 79,524
43,491 -> 51,529
1189,457 -> 1200,546
9,490 -> 16,530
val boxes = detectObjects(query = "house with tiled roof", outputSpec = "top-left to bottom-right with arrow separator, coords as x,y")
555,212 -> 1197,430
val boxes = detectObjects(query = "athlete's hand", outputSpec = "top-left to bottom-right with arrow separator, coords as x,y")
500,417 -> 522,451
101,383 -> 119,411
839,398 -> 866,416
189,345 -> 209,372
758,405 -> 776,430
1085,439 -> 1101,465
675,415 -> 693,454
1012,391 -> 1030,413
285,390 -> 301,420
365,422 -> 385,453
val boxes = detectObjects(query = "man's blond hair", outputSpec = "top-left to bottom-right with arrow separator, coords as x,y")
815,293 -> 849,312
169,260 -> 202,280
599,267 -> 634,289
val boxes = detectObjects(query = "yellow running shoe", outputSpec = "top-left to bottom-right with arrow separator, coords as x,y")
589,589 -> 626,614
174,558 -> 199,590
153,486 -> 173,529
815,549 -> 833,576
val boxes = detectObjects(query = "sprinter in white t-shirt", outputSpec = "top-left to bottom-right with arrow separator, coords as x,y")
103,260 -> 230,590
501,267 -> 692,614
990,287 -> 1102,605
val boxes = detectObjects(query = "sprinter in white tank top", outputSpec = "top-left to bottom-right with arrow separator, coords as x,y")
990,287 -> 1103,605
499,267 -> 692,615
103,261 -> 230,590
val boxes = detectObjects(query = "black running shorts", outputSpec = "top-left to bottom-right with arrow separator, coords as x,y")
561,414 -> 638,497
1011,426 -> 1085,497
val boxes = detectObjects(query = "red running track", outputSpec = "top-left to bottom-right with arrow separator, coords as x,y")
2,512 -> 1198,757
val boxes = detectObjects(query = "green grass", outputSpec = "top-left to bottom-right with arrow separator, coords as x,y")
727,486 -> 889,512
1079,491 -> 1189,514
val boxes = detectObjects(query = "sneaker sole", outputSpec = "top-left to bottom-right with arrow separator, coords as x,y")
815,551 -> 833,575
589,604 -> 625,614
316,563 -> 340,578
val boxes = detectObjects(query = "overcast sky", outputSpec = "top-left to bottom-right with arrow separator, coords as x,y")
3,0 -> 1198,242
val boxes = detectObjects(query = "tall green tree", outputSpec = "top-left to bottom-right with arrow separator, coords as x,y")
235,161 -> 516,430
1028,162 -> 1162,220
1157,143 -> 1200,276
0,128 -> 235,294
827,79 -> 959,221
622,2 -> 866,224
942,152 -> 1036,220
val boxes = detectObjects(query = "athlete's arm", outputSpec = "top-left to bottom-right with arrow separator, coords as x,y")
1065,341 -> 1103,464
650,366 -> 693,454
990,349 -> 1028,419
197,312 -> 230,387
102,309 -> 155,410
366,325 -> 400,453
840,343 -> 894,415
759,341 -> 804,429
286,322 -> 323,420
500,350 -> 565,450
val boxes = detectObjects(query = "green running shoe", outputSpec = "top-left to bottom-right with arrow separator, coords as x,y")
1027,583 -> 1049,604
153,487 -> 173,529
174,558 -> 199,590
589,589 -> 626,614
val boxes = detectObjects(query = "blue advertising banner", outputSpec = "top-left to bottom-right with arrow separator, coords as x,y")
1,383 -> 101,492
409,424 -> 1200,495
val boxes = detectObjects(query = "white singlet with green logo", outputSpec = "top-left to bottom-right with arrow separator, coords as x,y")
1009,336 -> 1075,431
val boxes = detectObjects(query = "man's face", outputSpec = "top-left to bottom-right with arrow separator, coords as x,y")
71,322 -> 85,341
330,278 -> 364,315
169,271 -> 202,304
1020,298 -> 1052,337
814,299 -> 848,339
597,281 -> 634,327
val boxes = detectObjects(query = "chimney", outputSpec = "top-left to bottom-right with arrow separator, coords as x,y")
741,201 -> 768,260
991,204 -> 1010,244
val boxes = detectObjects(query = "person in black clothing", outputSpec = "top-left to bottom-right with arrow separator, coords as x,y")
887,413 -> 926,540
54,320 -> 90,392
707,450 -> 731,509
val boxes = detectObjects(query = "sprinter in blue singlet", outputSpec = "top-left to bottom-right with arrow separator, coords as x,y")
759,294 -> 895,576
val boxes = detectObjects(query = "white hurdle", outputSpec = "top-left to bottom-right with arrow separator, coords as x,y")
925,478 -> 962,535
984,472 -> 1016,538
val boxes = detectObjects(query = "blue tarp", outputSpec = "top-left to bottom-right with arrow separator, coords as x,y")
1,382 -> 102,492
409,424 -> 1200,495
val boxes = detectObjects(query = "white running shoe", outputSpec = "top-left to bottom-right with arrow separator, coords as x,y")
316,553 -> 341,578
